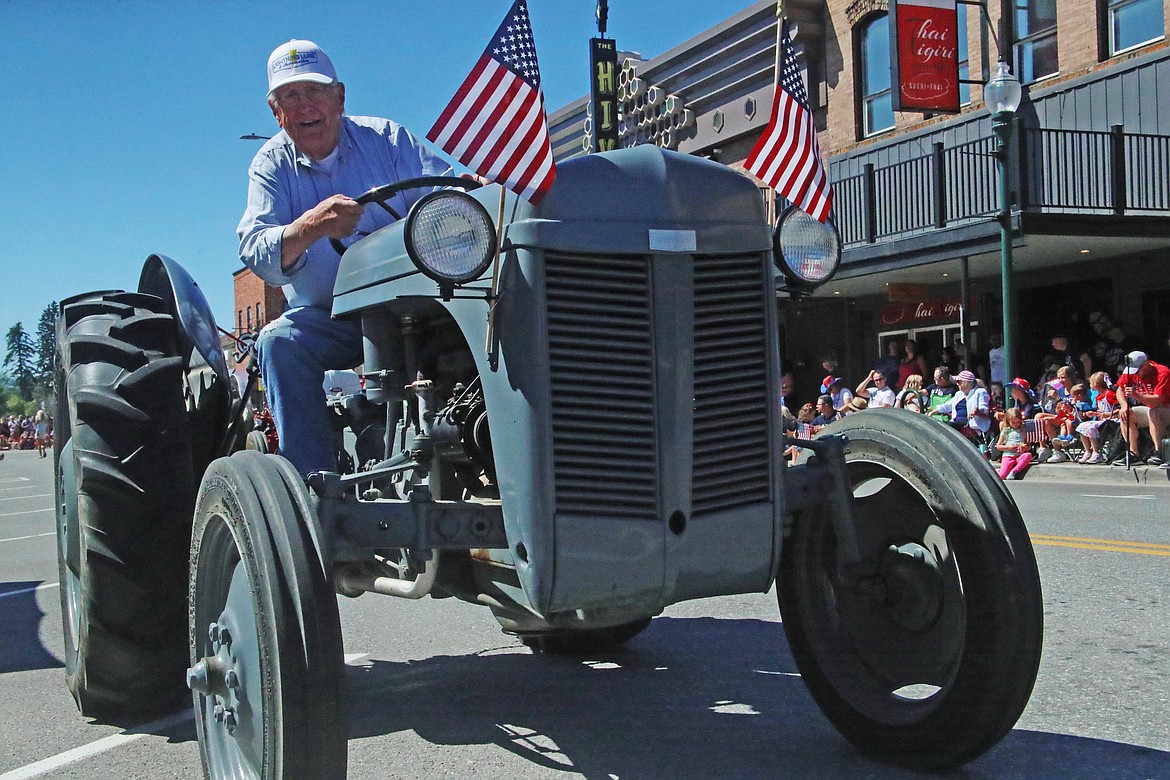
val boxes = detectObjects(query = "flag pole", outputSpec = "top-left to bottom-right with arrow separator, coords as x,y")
773,2 -> 785,83
484,185 -> 507,359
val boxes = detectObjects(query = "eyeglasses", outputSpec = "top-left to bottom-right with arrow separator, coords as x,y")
273,83 -> 337,109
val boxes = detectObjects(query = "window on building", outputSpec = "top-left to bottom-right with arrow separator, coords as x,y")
256,303 -> 262,326
1105,0 -> 1164,56
860,14 -> 894,137
237,310 -> 243,334
1014,0 -> 1058,84
246,306 -> 252,331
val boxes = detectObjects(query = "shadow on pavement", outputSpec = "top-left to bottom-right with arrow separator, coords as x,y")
343,615 -> 1168,779
0,581 -> 64,674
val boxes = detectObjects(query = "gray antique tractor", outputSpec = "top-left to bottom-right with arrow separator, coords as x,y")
54,146 -> 1042,778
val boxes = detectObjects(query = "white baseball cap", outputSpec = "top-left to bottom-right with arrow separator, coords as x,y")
1122,350 -> 1148,374
267,40 -> 337,97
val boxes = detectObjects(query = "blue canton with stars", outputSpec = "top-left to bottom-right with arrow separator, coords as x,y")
485,0 -> 541,88
779,20 -> 808,107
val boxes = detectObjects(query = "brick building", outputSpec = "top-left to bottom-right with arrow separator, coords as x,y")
231,266 -> 286,338
547,0 -> 1170,403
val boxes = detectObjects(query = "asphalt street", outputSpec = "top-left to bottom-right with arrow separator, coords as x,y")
1,448 -> 1167,779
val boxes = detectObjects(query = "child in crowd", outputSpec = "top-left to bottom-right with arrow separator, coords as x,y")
996,408 -> 1032,480
784,403 -> 818,463
1074,371 -> 1118,464
895,374 -> 926,412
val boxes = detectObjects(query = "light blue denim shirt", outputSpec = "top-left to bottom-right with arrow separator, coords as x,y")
238,115 -> 452,310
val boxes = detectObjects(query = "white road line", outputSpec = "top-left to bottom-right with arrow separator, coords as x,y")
0,531 -> 54,544
0,485 -> 39,492
0,710 -> 193,780
1081,494 -> 1156,500
0,477 -> 30,483
0,657 -> 372,779
0,508 -> 53,518
0,582 -> 59,601
0,493 -> 50,502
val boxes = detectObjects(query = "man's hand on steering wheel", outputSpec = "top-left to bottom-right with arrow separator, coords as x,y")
329,174 -> 485,255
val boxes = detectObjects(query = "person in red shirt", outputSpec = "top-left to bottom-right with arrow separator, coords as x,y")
1116,350 -> 1170,465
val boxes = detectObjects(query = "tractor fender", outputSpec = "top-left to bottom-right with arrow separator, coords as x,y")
138,253 -> 232,386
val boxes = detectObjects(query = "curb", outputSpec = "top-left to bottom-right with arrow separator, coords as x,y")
998,459 -> 1170,486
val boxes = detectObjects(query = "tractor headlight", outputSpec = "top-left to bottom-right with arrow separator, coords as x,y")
405,190 -> 497,285
772,206 -> 841,291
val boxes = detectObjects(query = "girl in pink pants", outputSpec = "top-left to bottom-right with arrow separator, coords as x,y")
997,408 -> 1033,479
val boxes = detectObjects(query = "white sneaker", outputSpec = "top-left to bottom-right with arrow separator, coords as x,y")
1035,447 -> 1052,463
1085,453 -> 1104,464
1048,450 -> 1069,463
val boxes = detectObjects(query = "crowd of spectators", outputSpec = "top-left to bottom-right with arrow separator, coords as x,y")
783,323 -> 1170,478
0,412 -> 52,458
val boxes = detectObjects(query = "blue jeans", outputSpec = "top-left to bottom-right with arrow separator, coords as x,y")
256,306 -> 363,476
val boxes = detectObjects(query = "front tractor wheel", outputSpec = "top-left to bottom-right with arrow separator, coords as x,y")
55,291 -> 196,719
189,451 -> 346,779
779,410 -> 1043,770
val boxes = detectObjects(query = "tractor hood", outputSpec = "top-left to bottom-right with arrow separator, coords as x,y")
331,145 -> 771,317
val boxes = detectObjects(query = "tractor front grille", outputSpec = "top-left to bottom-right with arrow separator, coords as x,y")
545,253 -> 658,519
691,254 -> 773,517
544,251 -> 773,521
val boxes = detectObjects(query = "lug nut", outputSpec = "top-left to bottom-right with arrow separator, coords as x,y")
186,660 -> 210,693
223,709 -> 238,730
208,623 -> 220,645
213,704 -> 226,722
218,627 -> 232,646
225,670 -> 239,689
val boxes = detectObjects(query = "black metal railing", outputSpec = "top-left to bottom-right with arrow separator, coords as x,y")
831,124 -> 1170,248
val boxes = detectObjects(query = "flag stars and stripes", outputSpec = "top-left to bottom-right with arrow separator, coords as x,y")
427,0 -> 555,204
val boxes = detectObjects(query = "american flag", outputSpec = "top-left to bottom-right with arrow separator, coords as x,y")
744,18 -> 833,223
427,0 -> 555,203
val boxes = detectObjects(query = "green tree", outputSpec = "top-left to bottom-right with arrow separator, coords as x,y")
4,322 -> 36,401
34,301 -> 60,393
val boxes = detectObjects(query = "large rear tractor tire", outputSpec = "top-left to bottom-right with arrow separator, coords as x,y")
55,291 -> 196,719
779,410 -> 1043,770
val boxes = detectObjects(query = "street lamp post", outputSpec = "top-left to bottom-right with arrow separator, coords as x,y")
985,60 -> 1022,388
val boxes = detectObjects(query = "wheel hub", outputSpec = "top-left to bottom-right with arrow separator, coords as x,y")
187,621 -> 244,733
878,542 -> 944,632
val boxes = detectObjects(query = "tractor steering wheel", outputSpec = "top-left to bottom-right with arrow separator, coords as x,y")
329,175 -> 484,256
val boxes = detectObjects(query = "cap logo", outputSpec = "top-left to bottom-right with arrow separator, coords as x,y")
273,48 -> 319,73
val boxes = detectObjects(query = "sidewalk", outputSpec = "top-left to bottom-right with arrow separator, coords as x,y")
1008,458 -> 1170,486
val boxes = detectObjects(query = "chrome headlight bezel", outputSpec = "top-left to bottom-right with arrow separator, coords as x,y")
404,190 -> 497,285
772,205 -> 842,292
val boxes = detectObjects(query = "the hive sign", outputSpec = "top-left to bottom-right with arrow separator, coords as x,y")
582,57 -> 695,152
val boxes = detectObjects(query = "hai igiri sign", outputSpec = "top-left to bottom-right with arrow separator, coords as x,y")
890,0 -> 961,114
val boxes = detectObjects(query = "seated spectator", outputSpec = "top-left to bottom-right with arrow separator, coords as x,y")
856,369 -> 896,408
811,394 -> 842,429
785,403 -> 818,462
933,370 -> 992,443
1034,365 -> 1080,460
822,375 -> 854,412
895,374 -> 926,413
996,408 -> 1033,480
1116,350 -> 1170,466
926,367 -> 957,421
1075,371 -> 1118,464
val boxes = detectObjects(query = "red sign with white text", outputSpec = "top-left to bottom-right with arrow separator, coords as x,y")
879,297 -> 972,326
890,0 -> 961,114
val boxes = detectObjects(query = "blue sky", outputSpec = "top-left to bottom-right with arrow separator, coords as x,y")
1,0 -> 757,341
